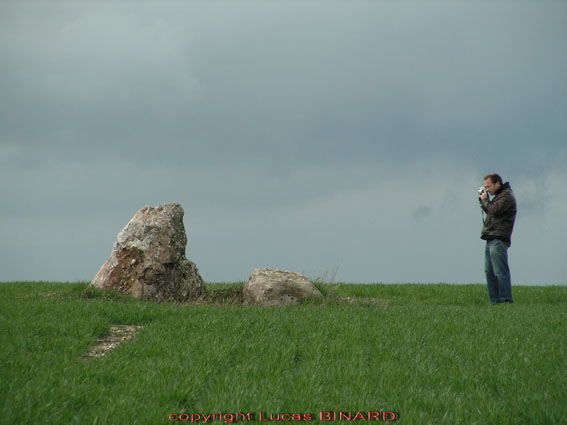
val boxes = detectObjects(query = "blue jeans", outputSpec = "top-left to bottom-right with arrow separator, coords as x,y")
484,239 -> 513,304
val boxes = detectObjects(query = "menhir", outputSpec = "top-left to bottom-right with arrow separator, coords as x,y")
90,203 -> 206,302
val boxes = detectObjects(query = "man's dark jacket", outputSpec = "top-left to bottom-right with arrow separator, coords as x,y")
480,182 -> 517,246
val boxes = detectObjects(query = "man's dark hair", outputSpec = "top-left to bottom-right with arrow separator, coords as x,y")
484,173 -> 503,185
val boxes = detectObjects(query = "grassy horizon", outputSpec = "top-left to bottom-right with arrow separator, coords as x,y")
1,281 -> 566,425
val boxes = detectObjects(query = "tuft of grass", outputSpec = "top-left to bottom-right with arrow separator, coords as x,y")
0,281 -> 565,425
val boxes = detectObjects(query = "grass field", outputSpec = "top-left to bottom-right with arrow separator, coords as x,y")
1,281 -> 566,425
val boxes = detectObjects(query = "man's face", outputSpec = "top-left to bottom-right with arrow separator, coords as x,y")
484,178 -> 501,195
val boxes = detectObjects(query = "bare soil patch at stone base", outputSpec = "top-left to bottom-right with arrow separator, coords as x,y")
191,286 -> 245,305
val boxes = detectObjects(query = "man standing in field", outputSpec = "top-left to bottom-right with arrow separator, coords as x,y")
479,173 -> 517,305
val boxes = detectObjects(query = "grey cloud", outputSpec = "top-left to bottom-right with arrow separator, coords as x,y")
412,206 -> 432,222
2,1 -> 566,170
1,1 -> 566,284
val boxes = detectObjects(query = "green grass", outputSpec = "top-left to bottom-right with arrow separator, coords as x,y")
1,281 -> 566,425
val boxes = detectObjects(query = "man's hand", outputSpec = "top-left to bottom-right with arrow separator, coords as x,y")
480,190 -> 489,201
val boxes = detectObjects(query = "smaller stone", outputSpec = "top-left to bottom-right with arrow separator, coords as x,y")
243,268 -> 323,306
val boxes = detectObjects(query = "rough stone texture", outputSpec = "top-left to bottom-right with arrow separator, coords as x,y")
243,268 -> 323,306
90,203 -> 206,302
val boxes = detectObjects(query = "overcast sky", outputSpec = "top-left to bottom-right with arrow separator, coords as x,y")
1,1 -> 566,285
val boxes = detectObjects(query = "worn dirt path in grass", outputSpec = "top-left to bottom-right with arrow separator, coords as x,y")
80,325 -> 143,361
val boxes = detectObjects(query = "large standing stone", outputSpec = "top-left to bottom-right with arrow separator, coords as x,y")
243,268 -> 323,306
90,203 -> 206,302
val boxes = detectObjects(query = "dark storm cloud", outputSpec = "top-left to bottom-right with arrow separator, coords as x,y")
2,1 -> 566,170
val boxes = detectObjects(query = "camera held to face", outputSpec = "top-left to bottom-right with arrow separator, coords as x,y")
478,186 -> 486,196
